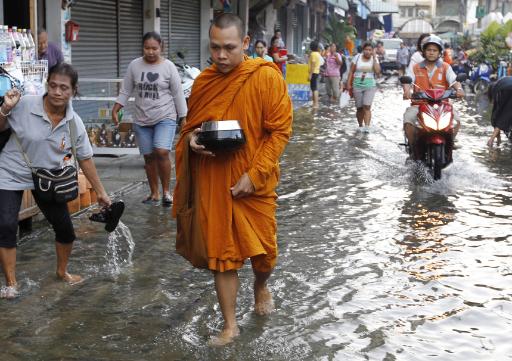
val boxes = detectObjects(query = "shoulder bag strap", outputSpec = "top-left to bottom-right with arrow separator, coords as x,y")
67,117 -> 79,170
13,116 -> 79,172
11,130 -> 35,172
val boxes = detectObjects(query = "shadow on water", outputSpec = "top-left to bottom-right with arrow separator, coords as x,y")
1,82 -> 512,360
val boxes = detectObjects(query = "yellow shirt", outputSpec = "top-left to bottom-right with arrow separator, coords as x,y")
308,51 -> 322,74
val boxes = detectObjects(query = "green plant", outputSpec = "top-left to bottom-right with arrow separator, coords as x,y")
321,13 -> 357,49
470,20 -> 512,68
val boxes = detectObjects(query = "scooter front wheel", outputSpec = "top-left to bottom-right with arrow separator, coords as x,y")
431,144 -> 444,180
473,79 -> 489,95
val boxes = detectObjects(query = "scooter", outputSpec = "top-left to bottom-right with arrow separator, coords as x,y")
400,73 -> 467,180
175,51 -> 201,100
469,61 -> 492,95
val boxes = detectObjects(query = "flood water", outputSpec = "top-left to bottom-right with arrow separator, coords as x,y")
1,81 -> 512,360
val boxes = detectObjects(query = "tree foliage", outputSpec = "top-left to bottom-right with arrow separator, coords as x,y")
470,20 -> 512,68
321,14 -> 357,48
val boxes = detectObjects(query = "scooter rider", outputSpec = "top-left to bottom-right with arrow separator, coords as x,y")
402,35 -> 464,147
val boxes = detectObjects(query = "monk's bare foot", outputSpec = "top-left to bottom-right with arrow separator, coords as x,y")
0,285 -> 19,299
57,272 -> 83,285
254,284 -> 274,316
208,327 -> 240,347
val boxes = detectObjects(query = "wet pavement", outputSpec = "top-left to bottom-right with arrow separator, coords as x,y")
1,79 -> 512,360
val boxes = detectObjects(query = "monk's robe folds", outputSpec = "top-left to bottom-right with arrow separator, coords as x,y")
173,57 -> 293,272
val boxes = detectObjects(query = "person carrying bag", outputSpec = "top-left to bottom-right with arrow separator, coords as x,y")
13,120 -> 79,204
0,63 -> 112,299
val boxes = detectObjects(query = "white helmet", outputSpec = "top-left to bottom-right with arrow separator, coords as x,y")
421,35 -> 443,55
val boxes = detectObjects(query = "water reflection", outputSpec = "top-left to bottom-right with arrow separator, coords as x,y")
1,82 -> 512,360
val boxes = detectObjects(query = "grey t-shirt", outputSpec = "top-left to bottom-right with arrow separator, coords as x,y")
116,57 -> 188,126
0,96 -> 93,191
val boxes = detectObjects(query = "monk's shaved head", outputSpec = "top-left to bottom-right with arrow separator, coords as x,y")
209,13 -> 245,40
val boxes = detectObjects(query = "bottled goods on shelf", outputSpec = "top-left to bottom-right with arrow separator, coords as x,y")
0,24 -> 37,66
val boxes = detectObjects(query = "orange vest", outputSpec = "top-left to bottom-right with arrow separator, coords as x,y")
443,49 -> 453,65
412,61 -> 450,104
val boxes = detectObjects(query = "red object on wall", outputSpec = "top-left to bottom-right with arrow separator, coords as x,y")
65,20 -> 80,42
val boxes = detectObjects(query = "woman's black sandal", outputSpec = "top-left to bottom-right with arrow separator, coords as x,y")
89,201 -> 125,232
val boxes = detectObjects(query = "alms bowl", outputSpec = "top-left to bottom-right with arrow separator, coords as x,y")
197,120 -> 246,151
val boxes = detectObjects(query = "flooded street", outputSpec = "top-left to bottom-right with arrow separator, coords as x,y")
2,81 -> 512,360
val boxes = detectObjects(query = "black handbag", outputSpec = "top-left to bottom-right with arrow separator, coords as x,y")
31,165 -> 79,203
13,119 -> 79,204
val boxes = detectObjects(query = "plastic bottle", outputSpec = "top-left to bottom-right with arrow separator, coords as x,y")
7,27 -> 17,64
0,26 -> 7,64
11,26 -> 22,65
18,28 -> 28,61
27,29 -> 36,61
22,29 -> 33,61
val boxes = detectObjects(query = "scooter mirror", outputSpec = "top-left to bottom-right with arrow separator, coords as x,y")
455,73 -> 467,82
399,76 -> 412,84
177,52 -> 185,60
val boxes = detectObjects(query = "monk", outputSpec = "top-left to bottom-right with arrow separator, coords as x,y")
172,13 -> 292,345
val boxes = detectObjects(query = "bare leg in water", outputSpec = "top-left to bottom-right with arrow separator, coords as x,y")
55,242 -> 82,284
253,269 -> 274,315
356,107 -> 364,127
210,270 -> 241,346
143,154 -> 160,201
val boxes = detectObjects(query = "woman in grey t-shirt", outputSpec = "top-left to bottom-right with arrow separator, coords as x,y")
0,63 -> 112,298
112,32 -> 188,206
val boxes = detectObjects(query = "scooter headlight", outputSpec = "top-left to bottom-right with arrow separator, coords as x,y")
421,113 -> 438,130
438,112 -> 452,130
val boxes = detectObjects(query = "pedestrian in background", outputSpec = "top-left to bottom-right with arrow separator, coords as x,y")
397,41 -> 410,76
251,40 -> 273,62
408,33 -> 430,74
274,29 -> 285,48
269,36 -> 288,78
37,28 -> 64,69
308,40 -> 322,109
0,63 -> 111,299
173,13 -> 292,346
487,76 -> 512,147
443,43 -> 453,65
112,31 -> 187,207
324,43 -> 343,101
346,41 -> 381,132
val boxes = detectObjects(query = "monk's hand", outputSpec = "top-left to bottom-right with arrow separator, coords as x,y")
189,128 -> 214,157
230,173 -> 255,199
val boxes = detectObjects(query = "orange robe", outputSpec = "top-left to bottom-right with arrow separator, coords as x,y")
173,57 -> 293,272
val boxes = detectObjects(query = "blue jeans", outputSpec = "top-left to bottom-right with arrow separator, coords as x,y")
133,119 -> 177,155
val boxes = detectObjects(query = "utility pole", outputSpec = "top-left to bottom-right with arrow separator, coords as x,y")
477,0 -> 484,28
459,0 -> 466,33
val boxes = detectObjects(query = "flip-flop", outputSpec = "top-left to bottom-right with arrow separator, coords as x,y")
142,196 -> 159,205
89,201 -> 125,233
162,194 -> 172,207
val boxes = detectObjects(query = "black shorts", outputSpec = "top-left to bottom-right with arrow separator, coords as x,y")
310,73 -> 319,92
0,189 -> 76,248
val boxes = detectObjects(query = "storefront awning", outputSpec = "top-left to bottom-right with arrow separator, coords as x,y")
326,0 -> 349,11
400,19 -> 433,34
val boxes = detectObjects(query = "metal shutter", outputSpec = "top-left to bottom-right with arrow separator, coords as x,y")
160,0 -> 170,58
119,0 -> 143,75
72,0 -> 118,79
169,0 -> 201,67
71,0 -> 118,121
